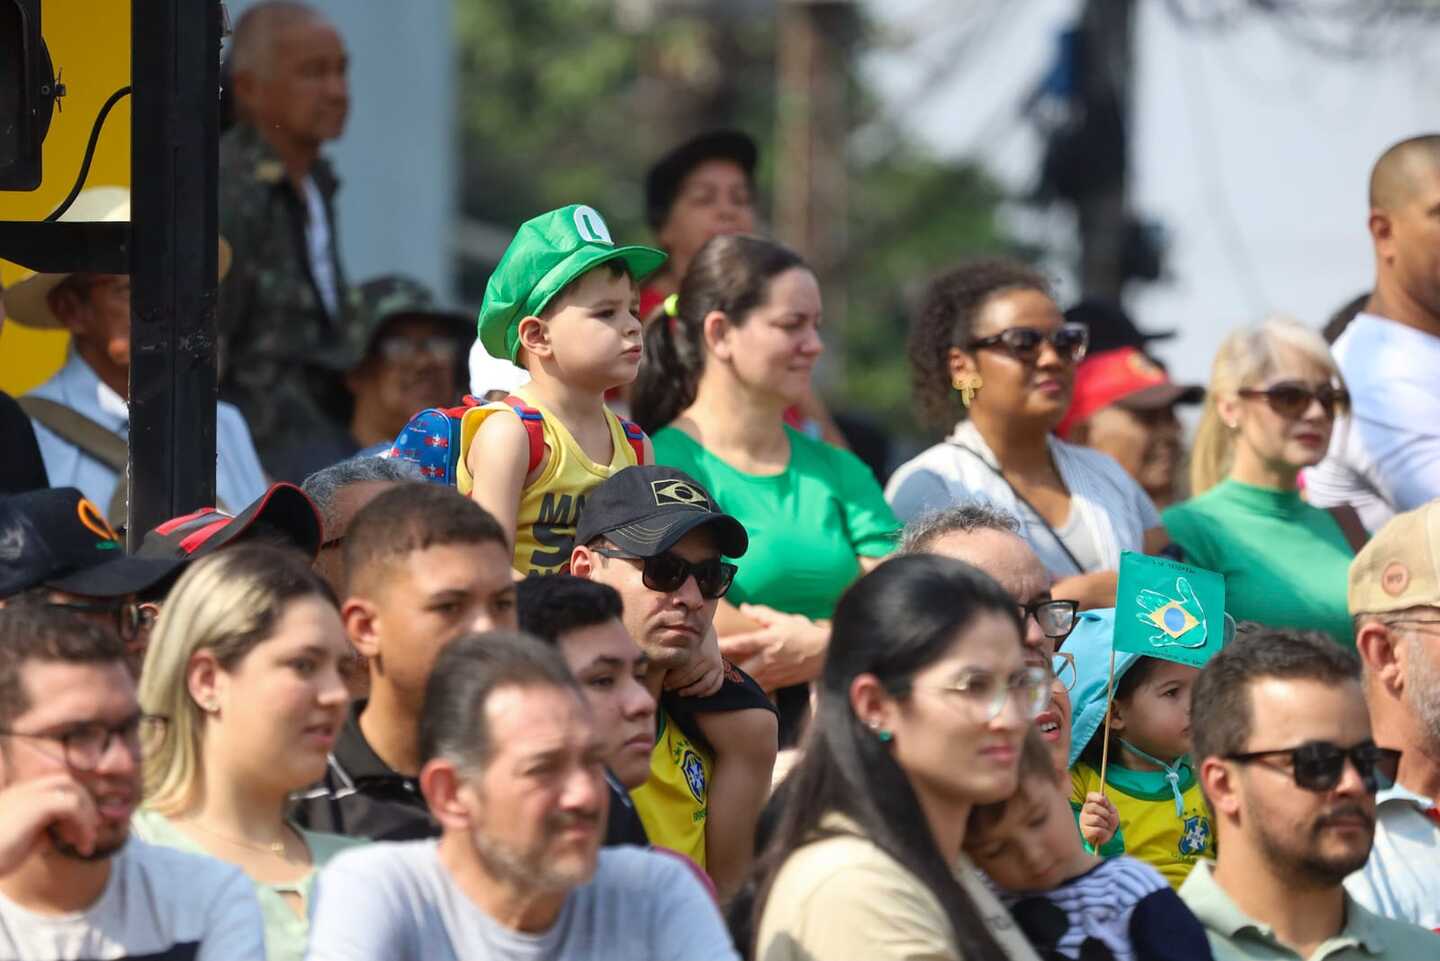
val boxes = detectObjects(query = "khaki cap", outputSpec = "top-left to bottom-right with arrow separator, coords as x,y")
1349,500 -> 1440,615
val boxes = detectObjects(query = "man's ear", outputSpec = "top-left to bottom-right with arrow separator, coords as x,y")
1198,755 -> 1241,821
1369,209 -> 1395,262
420,758 -> 477,830
47,286 -> 88,338
517,316 -> 551,360
343,596 -> 382,660
570,544 -> 597,579
1356,619 -> 1405,697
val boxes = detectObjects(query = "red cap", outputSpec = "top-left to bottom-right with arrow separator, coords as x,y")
1056,347 -> 1204,439
135,483 -> 324,561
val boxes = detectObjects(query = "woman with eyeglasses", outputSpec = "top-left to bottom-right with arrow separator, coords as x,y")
748,554 -> 1046,961
134,544 -> 360,961
1163,317 -> 1358,645
887,260 -> 1169,610
632,234 -> 900,744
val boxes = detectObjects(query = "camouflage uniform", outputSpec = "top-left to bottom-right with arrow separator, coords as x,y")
217,122 -> 366,481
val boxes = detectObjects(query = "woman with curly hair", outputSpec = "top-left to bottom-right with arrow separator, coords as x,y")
886,260 -> 1169,608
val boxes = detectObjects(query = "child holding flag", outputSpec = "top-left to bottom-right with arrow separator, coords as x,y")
1065,554 -> 1228,889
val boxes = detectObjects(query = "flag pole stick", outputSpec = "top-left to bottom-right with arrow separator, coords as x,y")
1097,644 -> 1118,796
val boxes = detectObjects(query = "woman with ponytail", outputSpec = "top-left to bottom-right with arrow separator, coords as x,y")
632,234 -> 899,744
1163,317 -> 1358,644
750,554 -> 1046,961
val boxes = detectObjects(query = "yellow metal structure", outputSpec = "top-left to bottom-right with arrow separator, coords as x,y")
0,3 -> 131,394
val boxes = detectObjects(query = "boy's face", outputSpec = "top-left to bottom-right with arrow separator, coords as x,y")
530,268 -> 643,391
968,774 -> 1093,893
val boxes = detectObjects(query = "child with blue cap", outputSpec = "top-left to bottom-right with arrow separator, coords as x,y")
1064,609 -> 1219,890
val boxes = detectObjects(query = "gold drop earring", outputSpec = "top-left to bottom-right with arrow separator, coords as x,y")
952,372 -> 983,408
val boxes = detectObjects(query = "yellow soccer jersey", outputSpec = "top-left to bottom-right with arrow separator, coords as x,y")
630,709 -> 711,868
1071,760 -> 1214,890
457,392 -> 641,576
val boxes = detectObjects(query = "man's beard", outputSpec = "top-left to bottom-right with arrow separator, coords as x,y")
47,824 -> 128,862
1252,800 -> 1374,888
471,809 -> 600,893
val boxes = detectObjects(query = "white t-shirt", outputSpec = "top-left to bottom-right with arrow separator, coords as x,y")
0,837 -> 266,961
1345,783 -> 1440,933
1305,312 -> 1440,533
307,839 -> 739,961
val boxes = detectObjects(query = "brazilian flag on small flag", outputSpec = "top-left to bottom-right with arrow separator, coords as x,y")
1113,551 -> 1228,669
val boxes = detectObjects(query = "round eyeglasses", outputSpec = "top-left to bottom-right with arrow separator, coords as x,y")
916,665 -> 1052,721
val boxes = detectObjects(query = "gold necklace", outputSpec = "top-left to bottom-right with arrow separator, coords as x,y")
182,818 -> 292,858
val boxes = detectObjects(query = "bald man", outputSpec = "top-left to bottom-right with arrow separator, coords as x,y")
218,0 -> 364,483
1307,134 -> 1440,532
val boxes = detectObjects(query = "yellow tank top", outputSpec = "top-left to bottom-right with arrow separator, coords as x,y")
1070,760 -> 1214,890
456,393 -> 642,575
630,709 -> 711,867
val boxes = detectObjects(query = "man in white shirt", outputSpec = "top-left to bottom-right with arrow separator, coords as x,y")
1346,500 -> 1440,932
308,631 -> 738,961
1307,134 -> 1440,531
7,188 -> 267,526
0,605 -> 265,961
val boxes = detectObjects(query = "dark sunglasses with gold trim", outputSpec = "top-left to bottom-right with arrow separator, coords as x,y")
967,322 -> 1089,364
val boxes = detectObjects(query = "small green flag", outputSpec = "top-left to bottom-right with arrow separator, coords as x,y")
1114,551 -> 1228,669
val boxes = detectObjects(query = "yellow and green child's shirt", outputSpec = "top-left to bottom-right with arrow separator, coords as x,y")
456,391 -> 642,575
630,708 -> 712,868
1071,758 -> 1215,890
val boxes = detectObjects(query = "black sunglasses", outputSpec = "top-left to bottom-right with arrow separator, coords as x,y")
967,322 -> 1089,364
1226,740 -> 1400,794
1237,381 -> 1349,419
592,548 -> 737,600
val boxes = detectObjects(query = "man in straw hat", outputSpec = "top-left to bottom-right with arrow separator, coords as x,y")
7,186 -> 266,527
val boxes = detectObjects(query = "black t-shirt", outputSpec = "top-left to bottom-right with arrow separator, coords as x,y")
1,391 -> 49,494
603,771 -> 649,847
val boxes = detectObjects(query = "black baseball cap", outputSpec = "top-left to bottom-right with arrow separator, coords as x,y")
0,488 -> 182,599
1063,298 -> 1175,356
644,130 -> 758,231
137,483 -> 324,561
575,466 -> 748,559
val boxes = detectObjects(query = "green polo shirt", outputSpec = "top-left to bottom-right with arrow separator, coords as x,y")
1179,860 -> 1440,960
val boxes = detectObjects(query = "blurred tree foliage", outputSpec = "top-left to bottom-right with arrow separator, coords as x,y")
454,0 -> 1010,439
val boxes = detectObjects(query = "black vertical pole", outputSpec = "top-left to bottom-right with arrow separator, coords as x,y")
127,0 -> 221,547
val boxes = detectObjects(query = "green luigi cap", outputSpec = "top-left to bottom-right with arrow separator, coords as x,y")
477,204 -> 667,363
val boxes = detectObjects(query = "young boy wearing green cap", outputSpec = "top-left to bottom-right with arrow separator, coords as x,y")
460,203 -> 664,577
461,205 -> 778,899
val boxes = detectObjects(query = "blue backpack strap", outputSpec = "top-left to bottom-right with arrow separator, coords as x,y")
503,395 -> 546,474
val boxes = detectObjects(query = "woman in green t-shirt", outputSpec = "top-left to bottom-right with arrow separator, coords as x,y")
1163,317 -> 1358,644
632,234 -> 899,742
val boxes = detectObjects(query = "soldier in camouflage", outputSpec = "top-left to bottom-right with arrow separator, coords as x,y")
219,1 -> 362,481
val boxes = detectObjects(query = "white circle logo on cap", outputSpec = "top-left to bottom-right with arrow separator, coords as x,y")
573,206 -> 613,246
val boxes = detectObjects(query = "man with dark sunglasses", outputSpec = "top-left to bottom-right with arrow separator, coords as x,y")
1182,627 -> 1438,959
570,466 -> 778,899
1347,501 -> 1440,931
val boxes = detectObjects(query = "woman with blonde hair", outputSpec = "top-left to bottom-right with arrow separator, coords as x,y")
135,544 -> 359,961
1163,316 -> 1358,645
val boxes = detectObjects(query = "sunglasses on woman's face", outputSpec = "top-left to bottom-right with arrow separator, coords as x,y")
966,322 -> 1089,365
592,548 -> 737,600
1225,740 -> 1400,794
1237,380 -> 1349,419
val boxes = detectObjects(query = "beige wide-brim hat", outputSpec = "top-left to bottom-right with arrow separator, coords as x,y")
4,186 -> 233,329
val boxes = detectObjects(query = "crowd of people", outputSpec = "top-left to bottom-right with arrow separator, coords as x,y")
2,2 -> 1440,959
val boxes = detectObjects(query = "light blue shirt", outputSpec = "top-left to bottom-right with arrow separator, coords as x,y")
26,350 -> 268,513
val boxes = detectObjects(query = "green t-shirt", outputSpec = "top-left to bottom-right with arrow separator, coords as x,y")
1162,479 -> 1355,646
651,426 -> 899,621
